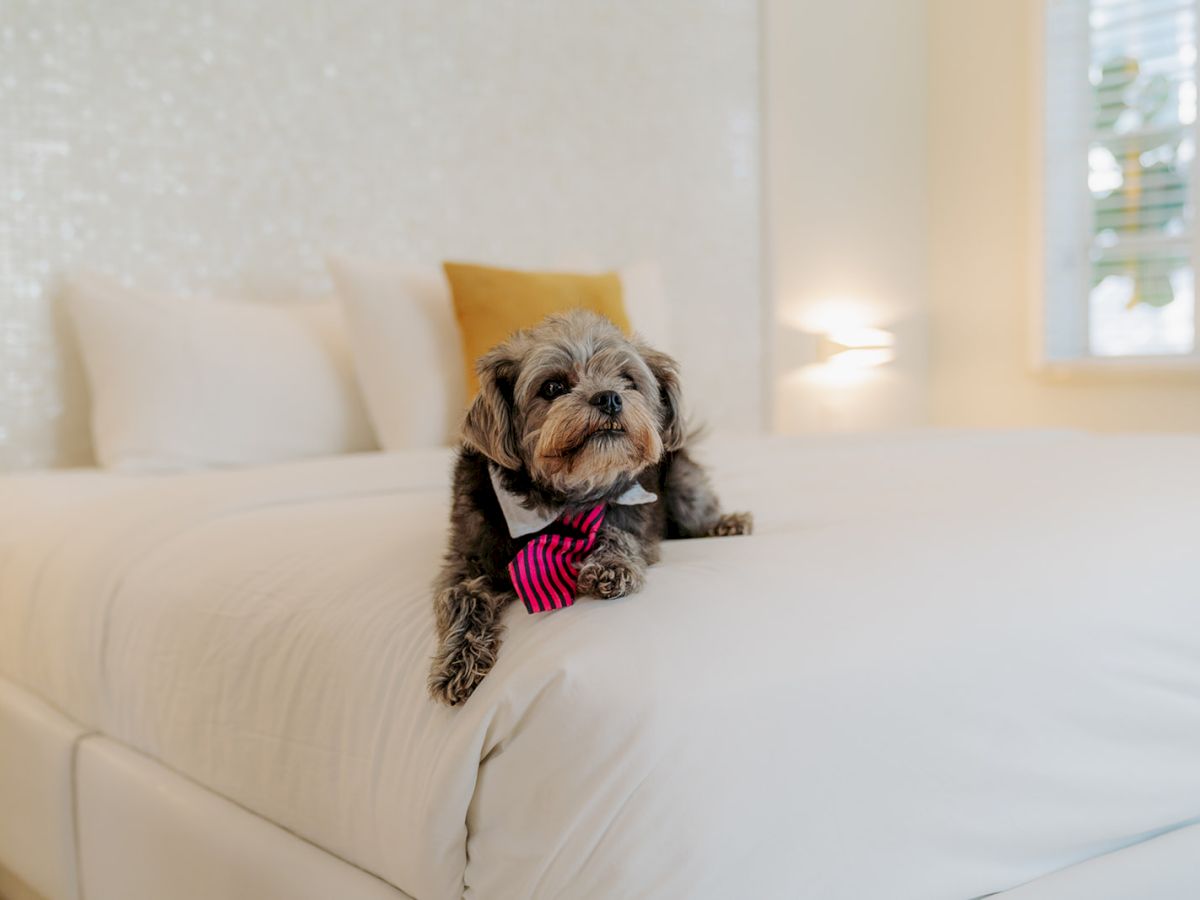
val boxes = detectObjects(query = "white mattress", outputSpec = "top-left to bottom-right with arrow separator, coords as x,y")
3,431 -> 1199,899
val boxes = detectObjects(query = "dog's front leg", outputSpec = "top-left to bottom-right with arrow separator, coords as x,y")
665,449 -> 753,538
429,575 -> 511,706
577,526 -> 648,600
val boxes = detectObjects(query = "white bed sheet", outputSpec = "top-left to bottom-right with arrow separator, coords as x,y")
2,431 -> 1199,899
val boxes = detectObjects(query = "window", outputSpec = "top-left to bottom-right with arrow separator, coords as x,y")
1043,0 -> 1198,362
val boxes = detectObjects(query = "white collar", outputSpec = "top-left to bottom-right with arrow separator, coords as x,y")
488,464 -> 658,538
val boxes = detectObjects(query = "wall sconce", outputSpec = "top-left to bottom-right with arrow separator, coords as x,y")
814,327 -> 895,368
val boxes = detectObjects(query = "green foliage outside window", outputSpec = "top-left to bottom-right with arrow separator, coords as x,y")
1091,55 -> 1188,308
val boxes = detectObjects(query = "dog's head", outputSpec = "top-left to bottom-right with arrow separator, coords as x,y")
461,310 -> 685,500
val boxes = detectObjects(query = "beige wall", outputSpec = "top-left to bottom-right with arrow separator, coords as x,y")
766,0 -> 930,433
929,0 -> 1200,432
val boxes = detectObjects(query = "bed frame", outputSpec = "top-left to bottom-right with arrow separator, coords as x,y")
3,674 -> 1198,900
0,677 -> 412,900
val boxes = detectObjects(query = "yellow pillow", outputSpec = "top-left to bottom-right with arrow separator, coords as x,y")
444,261 -> 632,393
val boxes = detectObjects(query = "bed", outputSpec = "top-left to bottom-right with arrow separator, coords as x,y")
2,430 -> 1199,899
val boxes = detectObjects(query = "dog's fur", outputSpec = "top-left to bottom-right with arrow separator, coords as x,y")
429,310 -> 752,705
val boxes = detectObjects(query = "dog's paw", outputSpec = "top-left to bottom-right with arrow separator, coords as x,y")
429,667 -> 481,707
428,663 -> 474,707
428,635 -> 497,706
577,558 -> 644,600
708,511 -> 753,537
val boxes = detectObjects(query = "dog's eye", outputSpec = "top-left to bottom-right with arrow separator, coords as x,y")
539,379 -> 568,401
621,372 -> 639,391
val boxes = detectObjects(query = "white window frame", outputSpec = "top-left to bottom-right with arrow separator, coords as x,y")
1034,0 -> 1200,375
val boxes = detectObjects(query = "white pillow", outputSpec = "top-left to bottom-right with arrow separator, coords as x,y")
65,275 -> 377,472
616,260 -> 672,352
325,255 -> 671,451
326,256 -> 468,449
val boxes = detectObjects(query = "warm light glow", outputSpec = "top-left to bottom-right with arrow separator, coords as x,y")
826,347 -> 895,368
779,296 -> 881,335
783,363 -> 877,389
826,326 -> 894,350
778,299 -> 897,381
817,326 -> 895,368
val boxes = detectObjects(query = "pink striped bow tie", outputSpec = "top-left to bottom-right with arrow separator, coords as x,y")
509,504 -> 607,613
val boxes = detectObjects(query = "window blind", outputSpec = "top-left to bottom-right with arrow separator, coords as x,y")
1044,0 -> 1198,359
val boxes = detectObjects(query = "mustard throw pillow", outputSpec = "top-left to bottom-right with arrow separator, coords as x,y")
444,261 -> 632,393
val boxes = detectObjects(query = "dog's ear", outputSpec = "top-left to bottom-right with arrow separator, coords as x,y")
461,347 -> 523,469
638,343 -> 686,451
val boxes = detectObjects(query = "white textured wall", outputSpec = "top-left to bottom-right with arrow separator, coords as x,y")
765,0 -> 930,434
0,0 -> 761,468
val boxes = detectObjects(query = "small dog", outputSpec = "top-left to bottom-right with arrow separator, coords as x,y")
429,310 -> 752,705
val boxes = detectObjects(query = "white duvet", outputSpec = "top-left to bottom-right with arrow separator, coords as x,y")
2,431 -> 1200,899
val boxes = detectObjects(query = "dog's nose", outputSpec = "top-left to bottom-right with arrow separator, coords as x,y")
590,390 -> 623,416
